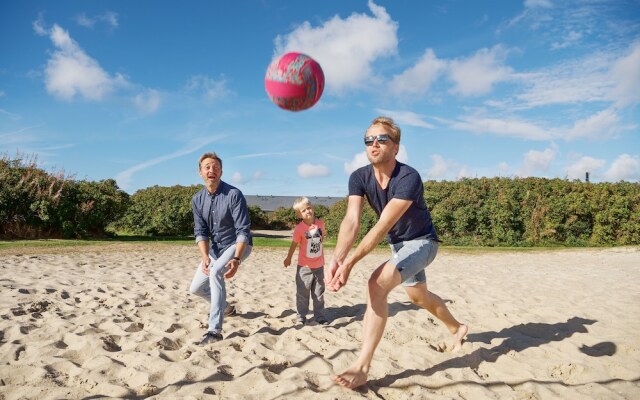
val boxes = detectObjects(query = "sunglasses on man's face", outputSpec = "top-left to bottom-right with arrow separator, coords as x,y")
364,134 -> 393,146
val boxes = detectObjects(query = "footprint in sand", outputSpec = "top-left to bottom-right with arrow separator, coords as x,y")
124,322 -> 144,333
165,323 -> 182,333
101,335 -> 122,352
14,345 -> 26,361
157,337 -> 182,351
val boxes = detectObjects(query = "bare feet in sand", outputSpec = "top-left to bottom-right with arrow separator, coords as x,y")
332,365 -> 369,389
451,324 -> 468,352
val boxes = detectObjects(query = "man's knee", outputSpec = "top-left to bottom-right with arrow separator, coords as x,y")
367,275 -> 394,297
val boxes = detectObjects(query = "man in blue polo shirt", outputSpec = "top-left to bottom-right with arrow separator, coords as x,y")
189,152 -> 252,345
326,117 -> 467,389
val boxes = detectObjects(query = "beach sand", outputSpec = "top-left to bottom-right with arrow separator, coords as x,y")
1,243 -> 639,399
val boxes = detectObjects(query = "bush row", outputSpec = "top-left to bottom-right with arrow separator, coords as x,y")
1,154 -> 129,239
2,154 -> 638,245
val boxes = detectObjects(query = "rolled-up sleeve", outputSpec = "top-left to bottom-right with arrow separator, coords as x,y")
231,191 -> 251,244
192,193 -> 209,244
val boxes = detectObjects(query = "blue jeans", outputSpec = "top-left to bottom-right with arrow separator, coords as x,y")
390,236 -> 438,287
189,244 -> 252,334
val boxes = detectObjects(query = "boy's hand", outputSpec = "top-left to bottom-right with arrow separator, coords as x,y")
283,258 -> 291,268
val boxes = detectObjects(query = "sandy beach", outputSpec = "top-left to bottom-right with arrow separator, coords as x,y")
1,243 -> 639,399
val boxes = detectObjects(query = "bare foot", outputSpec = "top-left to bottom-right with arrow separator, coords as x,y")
451,324 -> 468,352
332,365 -> 368,389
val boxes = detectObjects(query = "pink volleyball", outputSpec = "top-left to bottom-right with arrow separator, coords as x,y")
264,52 -> 325,112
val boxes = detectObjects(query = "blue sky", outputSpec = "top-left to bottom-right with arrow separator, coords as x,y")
1,1 -> 639,197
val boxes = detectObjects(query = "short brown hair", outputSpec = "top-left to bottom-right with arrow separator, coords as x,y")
198,152 -> 223,169
370,116 -> 401,143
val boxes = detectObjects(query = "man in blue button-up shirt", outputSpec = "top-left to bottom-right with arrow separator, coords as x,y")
189,152 -> 253,345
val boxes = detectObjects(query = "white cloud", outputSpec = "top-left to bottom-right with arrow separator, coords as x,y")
75,12 -> 118,29
232,172 -> 247,184
565,156 -> 605,180
516,145 -> 558,177
388,49 -> 446,96
344,152 -> 370,174
427,154 -> 451,179
450,116 -> 552,140
101,12 -> 119,28
565,108 -> 621,141
75,13 -> 95,28
426,154 -> 472,180
498,162 -> 510,176
234,152 -> 291,160
32,14 -> 47,36
44,24 -> 127,101
343,144 -> 408,174
274,0 -> 398,93
374,109 -> 435,129
551,30 -> 583,50
603,154 -> 640,182
231,170 -> 265,185
448,46 -> 512,97
297,163 -> 331,178
610,41 -> 640,106
525,0 -> 553,8
134,89 -> 162,114
116,136 -> 222,190
185,75 -> 231,102
514,52 -> 613,108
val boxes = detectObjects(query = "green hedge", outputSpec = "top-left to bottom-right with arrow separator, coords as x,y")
2,153 -> 638,246
1,155 -> 129,239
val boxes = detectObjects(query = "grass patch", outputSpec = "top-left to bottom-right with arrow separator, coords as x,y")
0,235 -> 302,251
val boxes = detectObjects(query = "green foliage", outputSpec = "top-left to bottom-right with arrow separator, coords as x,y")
323,198 -> 383,244
248,205 -> 270,229
1,154 -> 129,239
323,178 -> 639,247
3,154 -> 637,247
110,185 -> 200,236
269,207 -> 297,229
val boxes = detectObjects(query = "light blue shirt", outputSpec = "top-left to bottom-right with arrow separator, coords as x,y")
192,181 -> 252,257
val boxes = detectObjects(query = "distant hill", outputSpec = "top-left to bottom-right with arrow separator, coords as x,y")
245,195 -> 344,212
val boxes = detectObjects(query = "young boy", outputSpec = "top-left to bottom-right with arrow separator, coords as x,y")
283,197 -> 329,326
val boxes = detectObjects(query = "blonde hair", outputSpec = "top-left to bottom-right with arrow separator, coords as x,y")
198,152 -> 223,169
292,196 -> 312,214
370,116 -> 401,143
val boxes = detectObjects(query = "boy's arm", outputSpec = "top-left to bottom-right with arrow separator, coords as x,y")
283,241 -> 297,268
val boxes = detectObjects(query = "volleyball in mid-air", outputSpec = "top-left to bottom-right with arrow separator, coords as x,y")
264,52 -> 324,112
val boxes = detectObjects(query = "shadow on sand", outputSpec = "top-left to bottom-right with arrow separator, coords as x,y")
371,316 -> 600,388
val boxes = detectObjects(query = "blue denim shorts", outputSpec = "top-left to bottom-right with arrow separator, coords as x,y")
390,236 -> 439,287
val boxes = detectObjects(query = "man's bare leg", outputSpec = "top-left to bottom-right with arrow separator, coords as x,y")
404,283 -> 467,352
333,263 -> 401,389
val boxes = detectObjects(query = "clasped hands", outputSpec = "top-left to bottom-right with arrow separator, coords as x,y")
324,259 -> 352,292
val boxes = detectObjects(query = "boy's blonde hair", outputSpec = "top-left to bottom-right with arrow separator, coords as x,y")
292,196 -> 312,214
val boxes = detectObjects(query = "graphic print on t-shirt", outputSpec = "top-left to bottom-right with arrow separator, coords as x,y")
304,226 -> 323,259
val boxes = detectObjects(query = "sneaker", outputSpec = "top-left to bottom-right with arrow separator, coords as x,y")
224,304 -> 237,317
316,317 -> 330,326
198,331 -> 223,346
296,316 -> 306,325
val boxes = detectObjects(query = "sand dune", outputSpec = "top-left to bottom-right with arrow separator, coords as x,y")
1,244 -> 639,399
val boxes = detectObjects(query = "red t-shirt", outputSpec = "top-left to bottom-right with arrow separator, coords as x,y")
293,219 -> 325,269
